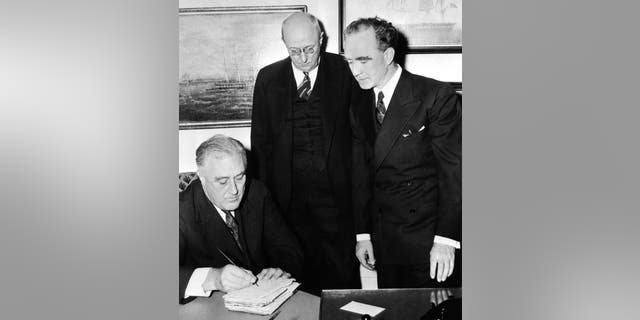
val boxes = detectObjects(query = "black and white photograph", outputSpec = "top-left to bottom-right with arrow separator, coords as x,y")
7,1 -> 640,320
179,0 -> 462,319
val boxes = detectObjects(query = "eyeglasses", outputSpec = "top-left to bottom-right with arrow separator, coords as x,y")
288,45 -> 317,56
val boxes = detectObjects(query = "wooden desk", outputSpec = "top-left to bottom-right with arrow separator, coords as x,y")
179,290 -> 320,320
320,288 -> 462,320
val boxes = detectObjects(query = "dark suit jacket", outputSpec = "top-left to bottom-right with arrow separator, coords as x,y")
351,69 -> 462,265
250,52 -> 361,233
179,178 -> 303,304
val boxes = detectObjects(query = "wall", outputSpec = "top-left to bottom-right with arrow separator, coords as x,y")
179,0 -> 462,172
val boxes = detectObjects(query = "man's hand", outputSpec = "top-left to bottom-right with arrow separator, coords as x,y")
355,240 -> 376,271
256,268 -> 291,281
203,264 -> 256,292
429,243 -> 455,282
429,288 -> 454,305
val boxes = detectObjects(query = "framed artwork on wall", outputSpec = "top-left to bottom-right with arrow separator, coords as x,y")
179,5 -> 306,129
339,0 -> 462,53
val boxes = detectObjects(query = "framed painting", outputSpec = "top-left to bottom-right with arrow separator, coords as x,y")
339,0 -> 462,53
179,6 -> 306,129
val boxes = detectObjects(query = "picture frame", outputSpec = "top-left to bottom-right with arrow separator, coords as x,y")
339,0 -> 462,53
179,5 -> 307,129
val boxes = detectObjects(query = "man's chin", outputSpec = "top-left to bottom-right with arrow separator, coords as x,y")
296,64 -> 317,72
357,81 -> 373,89
223,201 -> 241,211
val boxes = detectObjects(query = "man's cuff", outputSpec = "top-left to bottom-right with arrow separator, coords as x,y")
434,235 -> 461,249
356,233 -> 371,242
184,267 -> 213,298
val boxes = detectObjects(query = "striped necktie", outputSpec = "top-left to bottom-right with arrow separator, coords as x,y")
297,72 -> 311,100
376,91 -> 386,125
224,210 -> 243,251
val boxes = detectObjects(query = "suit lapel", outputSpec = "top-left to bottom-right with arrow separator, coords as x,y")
374,70 -> 421,170
315,54 -> 339,158
273,59 -> 296,133
360,89 -> 377,146
235,191 -> 257,270
194,182 -> 247,267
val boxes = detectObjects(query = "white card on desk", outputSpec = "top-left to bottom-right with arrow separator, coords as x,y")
340,301 -> 385,317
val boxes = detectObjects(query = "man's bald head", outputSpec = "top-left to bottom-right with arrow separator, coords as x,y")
281,12 -> 322,40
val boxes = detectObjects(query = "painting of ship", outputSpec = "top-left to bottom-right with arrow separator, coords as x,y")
342,0 -> 461,49
179,6 -> 304,128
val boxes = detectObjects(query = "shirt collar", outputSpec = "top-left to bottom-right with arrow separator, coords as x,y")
291,58 -> 320,89
212,204 -> 234,221
373,65 -> 402,107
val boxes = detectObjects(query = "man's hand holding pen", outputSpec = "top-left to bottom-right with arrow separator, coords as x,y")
256,268 -> 291,281
202,265 -> 292,293
202,264 -> 257,293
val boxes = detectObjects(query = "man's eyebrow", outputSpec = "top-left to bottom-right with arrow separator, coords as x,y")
234,171 -> 246,178
341,55 -> 372,61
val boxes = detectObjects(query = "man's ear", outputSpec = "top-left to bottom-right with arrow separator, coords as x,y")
384,47 -> 395,65
319,32 -> 325,46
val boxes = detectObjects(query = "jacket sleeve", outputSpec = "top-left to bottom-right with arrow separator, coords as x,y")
428,84 -> 462,242
350,84 -> 374,235
260,187 -> 304,280
250,69 -> 272,185
179,212 -> 196,304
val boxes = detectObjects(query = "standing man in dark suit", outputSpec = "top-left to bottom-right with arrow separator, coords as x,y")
179,134 -> 303,304
344,17 -> 462,288
250,12 -> 360,295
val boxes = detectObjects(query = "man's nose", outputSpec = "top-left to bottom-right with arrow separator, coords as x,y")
228,180 -> 238,195
300,53 -> 309,63
349,63 -> 360,76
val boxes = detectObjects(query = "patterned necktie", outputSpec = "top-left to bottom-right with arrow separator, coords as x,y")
376,91 -> 386,125
224,210 -> 243,251
297,72 -> 311,100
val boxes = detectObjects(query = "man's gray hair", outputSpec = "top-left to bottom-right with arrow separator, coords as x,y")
195,134 -> 247,167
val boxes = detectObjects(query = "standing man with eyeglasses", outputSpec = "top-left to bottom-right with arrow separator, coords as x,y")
250,12 -> 363,295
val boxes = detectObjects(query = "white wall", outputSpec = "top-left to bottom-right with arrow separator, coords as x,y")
179,0 -> 461,172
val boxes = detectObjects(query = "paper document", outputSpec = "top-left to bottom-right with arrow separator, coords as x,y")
340,301 -> 385,317
222,278 -> 300,315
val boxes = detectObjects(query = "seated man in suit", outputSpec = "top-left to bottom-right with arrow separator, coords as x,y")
179,134 -> 303,304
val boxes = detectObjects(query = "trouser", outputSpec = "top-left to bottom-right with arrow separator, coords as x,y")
288,168 -> 358,296
376,250 -> 461,288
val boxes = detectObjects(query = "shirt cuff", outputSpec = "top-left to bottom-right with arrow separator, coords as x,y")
356,233 -> 371,241
434,235 -> 461,249
184,267 -> 213,298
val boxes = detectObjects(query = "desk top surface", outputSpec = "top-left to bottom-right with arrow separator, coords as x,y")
179,290 -> 320,320
179,288 -> 461,320
320,288 -> 462,320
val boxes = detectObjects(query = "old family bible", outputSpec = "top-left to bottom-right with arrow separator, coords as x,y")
222,277 -> 300,315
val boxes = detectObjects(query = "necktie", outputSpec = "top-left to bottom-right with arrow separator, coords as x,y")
297,72 -> 311,100
224,210 -> 243,251
376,91 -> 386,125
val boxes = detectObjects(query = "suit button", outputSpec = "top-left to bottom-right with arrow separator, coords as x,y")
407,181 -> 412,186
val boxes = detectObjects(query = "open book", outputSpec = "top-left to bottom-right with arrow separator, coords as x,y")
222,277 -> 300,315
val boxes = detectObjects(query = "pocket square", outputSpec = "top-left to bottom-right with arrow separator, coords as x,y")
418,125 -> 426,132
402,129 -> 413,138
